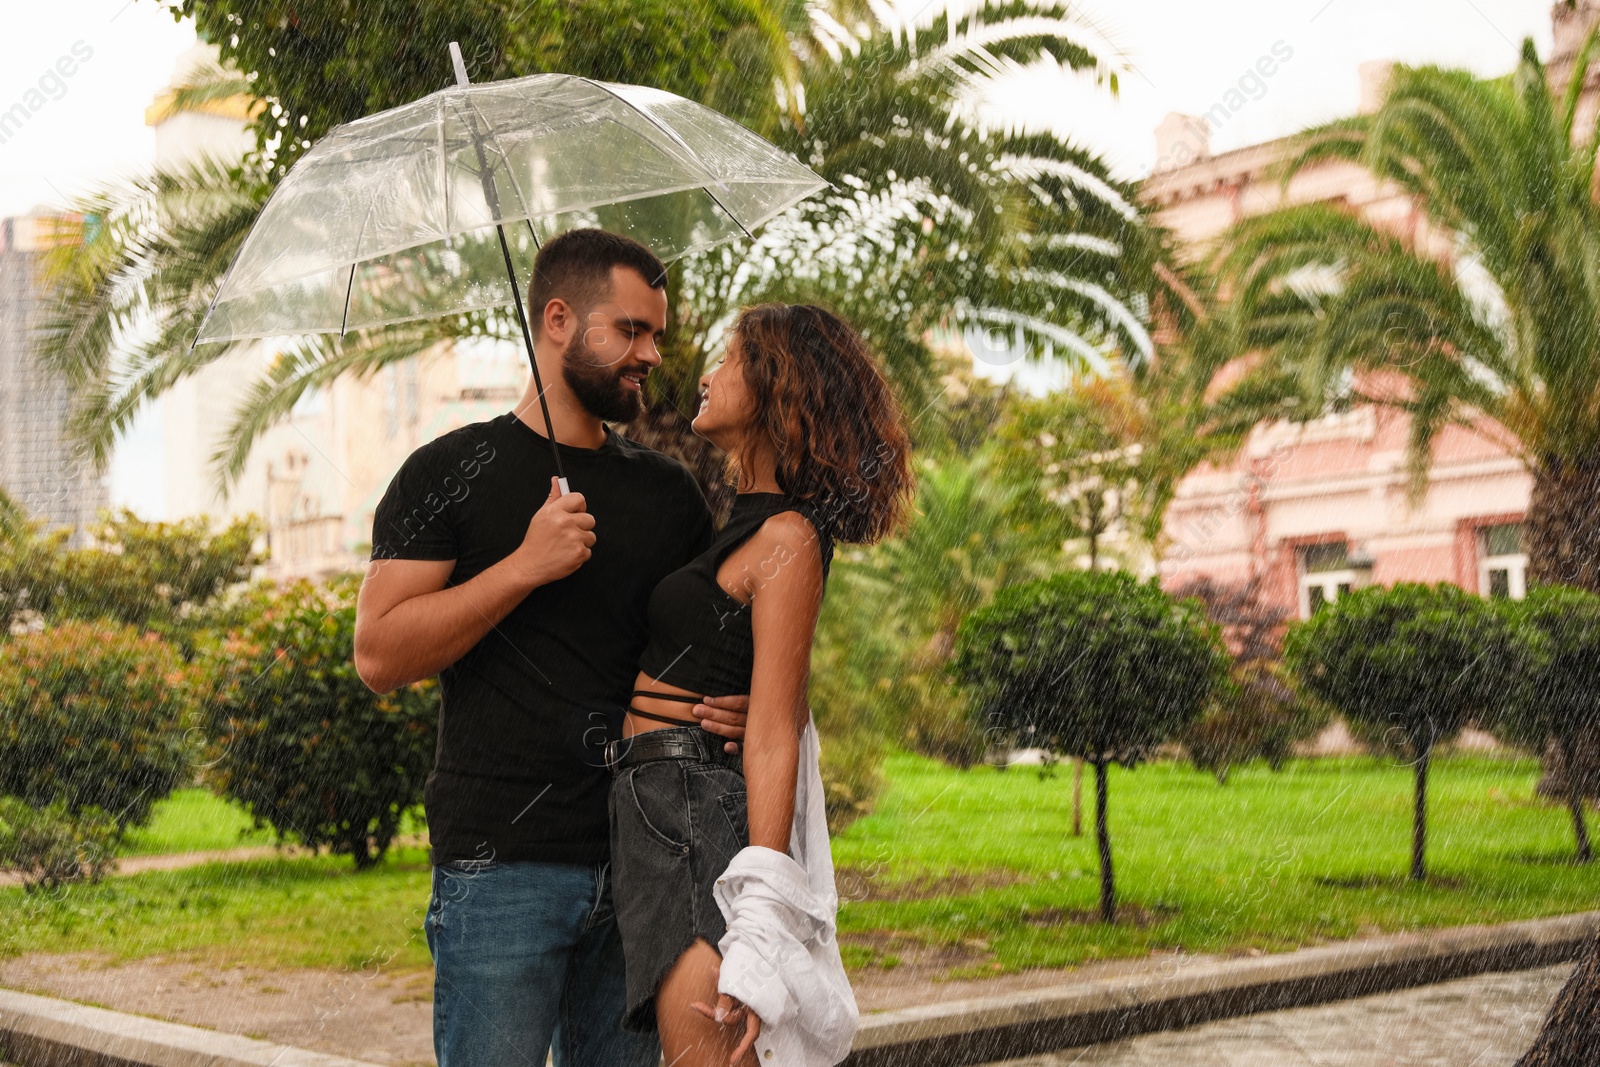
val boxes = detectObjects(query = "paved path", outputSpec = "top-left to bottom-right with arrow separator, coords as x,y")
0,847 -> 305,889
983,964 -> 1572,1067
0,836 -> 425,889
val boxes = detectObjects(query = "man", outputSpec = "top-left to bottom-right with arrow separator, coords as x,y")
354,228 -> 745,1066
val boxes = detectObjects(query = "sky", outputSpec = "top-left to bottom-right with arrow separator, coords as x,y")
0,0 -> 1560,512
0,0 -> 1557,216
983,0 -> 1555,178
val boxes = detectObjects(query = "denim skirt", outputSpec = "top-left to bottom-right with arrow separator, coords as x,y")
608,726 -> 749,1032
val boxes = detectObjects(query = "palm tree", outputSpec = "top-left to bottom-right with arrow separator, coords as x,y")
630,3 -> 1151,492
1202,32 -> 1600,808
1210,31 -> 1600,594
39,154 -> 275,470
40,1 -> 1153,503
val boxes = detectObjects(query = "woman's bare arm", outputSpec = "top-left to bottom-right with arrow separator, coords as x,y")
740,511 -> 825,852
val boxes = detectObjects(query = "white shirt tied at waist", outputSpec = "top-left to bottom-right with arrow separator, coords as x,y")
713,717 -> 858,1066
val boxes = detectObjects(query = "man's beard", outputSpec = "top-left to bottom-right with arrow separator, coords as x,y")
561,332 -> 644,424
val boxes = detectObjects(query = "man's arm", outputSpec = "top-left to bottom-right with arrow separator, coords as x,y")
355,477 -> 594,693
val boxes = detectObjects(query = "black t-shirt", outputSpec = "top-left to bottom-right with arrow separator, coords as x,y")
638,493 -> 833,697
370,412 -> 714,865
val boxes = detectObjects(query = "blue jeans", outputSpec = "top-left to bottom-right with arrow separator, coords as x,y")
425,858 -> 661,1067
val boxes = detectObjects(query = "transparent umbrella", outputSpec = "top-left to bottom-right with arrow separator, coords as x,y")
193,43 -> 828,485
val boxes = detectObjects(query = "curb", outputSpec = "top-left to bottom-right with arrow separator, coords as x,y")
841,910 -> 1600,1067
2,913 -> 1594,1067
0,987 -> 384,1067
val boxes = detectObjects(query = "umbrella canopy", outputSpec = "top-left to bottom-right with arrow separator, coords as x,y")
194,72 -> 829,345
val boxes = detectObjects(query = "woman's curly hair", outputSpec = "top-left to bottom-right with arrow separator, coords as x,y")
729,303 -> 914,545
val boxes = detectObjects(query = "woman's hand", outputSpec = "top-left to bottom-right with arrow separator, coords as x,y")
692,993 -> 762,1064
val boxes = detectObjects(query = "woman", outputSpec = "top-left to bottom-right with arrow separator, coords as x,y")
608,303 -> 913,1067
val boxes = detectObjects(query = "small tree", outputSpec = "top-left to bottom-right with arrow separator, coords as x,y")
202,577 -> 437,868
1497,586 -> 1599,864
953,571 -> 1226,922
0,620 -> 194,829
1285,583 -> 1525,881
994,383 -> 1155,572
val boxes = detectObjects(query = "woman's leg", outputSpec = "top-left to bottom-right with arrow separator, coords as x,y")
656,938 -> 752,1067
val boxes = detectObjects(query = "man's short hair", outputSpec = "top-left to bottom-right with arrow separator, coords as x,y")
527,228 -> 667,336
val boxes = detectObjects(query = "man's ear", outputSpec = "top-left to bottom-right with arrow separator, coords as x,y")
542,297 -> 573,345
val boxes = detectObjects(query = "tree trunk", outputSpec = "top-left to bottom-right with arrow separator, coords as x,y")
351,830 -> 378,871
1412,746 -> 1430,882
1094,759 -> 1115,923
1557,737 -> 1593,865
1071,758 -> 1083,837
1527,457 -> 1600,809
1514,936 -> 1600,1067
1537,728 -> 1600,806
1526,455 -> 1600,594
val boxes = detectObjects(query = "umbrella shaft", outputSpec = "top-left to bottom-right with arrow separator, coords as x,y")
494,221 -> 566,485
453,41 -> 566,489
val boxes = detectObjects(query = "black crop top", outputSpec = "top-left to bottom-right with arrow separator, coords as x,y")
637,492 -> 834,697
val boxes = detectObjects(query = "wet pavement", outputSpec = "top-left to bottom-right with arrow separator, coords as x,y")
984,964 -> 1572,1066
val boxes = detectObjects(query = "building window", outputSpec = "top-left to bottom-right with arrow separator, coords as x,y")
1478,522 -> 1527,600
1299,542 -> 1356,618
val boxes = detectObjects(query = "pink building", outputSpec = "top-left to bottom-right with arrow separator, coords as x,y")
1141,5 -> 1600,617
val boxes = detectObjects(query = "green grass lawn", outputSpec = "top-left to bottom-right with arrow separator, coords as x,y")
120,789 -> 276,856
1,847 -> 437,971
831,752 -> 1599,974
3,753 -> 1594,977
119,789 -> 428,857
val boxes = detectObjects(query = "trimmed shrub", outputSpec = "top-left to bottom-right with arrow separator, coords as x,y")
953,570 -> 1226,922
201,577 -> 437,868
1496,586 -> 1600,864
0,620 -> 194,828
1185,664 -> 1325,784
1285,582 -> 1526,881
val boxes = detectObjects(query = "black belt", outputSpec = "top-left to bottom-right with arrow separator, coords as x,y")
605,726 -> 741,776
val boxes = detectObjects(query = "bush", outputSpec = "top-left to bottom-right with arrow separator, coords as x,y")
1496,586 -> 1600,864
953,570 -> 1226,921
0,797 -> 116,892
0,502 -> 260,647
201,576 -> 437,868
809,565 -> 896,830
816,723 -> 887,834
1185,664 -> 1325,784
1285,582 -> 1526,880
1170,576 -> 1325,782
0,620 -> 194,828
